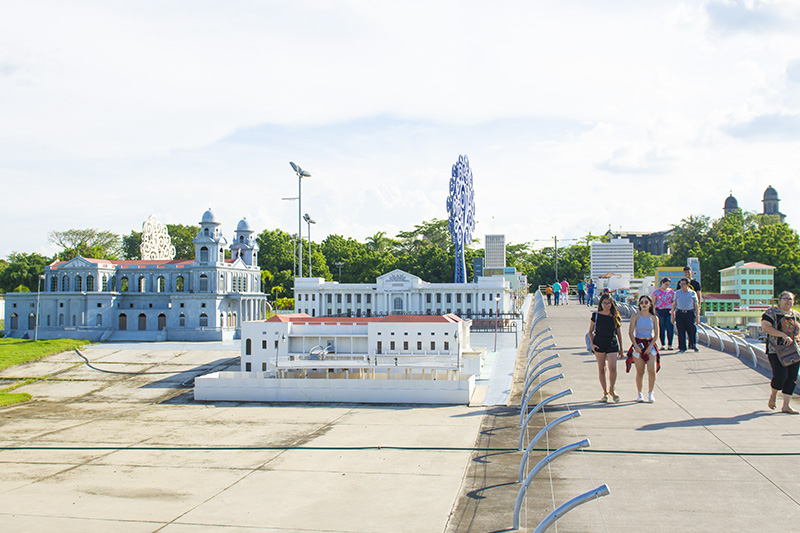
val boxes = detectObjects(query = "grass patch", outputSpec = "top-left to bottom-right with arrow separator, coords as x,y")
0,391 -> 32,407
0,338 -> 93,372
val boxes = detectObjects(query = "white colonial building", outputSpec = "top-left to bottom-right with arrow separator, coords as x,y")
3,209 -> 269,341
293,269 -> 512,317
194,313 -> 486,404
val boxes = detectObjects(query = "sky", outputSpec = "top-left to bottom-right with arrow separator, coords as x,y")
2,0 -> 800,259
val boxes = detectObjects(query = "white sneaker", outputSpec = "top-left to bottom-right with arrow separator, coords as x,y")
636,393 -> 644,402
648,392 -> 655,403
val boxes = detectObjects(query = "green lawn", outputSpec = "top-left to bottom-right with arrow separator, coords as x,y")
0,338 -> 93,407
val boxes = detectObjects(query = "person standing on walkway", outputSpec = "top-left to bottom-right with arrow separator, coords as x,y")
761,291 -> 800,414
653,278 -> 675,350
588,294 -> 624,403
577,279 -> 586,305
545,284 -> 553,305
561,279 -> 569,305
586,279 -> 596,307
671,278 -> 700,353
552,280 -> 561,305
627,295 -> 661,403
684,266 -> 702,305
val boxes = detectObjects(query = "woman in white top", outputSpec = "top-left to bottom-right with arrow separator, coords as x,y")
628,295 -> 660,402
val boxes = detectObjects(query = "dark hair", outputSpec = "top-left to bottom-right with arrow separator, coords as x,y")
678,278 -> 690,288
638,295 -> 656,317
683,266 -> 691,272
596,294 -> 622,327
660,277 -> 671,284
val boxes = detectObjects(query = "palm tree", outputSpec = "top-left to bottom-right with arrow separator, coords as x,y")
366,231 -> 388,252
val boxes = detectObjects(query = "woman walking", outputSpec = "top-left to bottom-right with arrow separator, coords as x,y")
588,294 -> 625,403
627,295 -> 661,403
761,291 -> 800,414
652,278 -> 675,350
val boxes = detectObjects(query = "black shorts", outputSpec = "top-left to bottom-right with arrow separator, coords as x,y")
594,338 -> 619,353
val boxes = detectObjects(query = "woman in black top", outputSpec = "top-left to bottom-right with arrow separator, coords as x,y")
761,291 -> 800,414
588,294 -> 625,403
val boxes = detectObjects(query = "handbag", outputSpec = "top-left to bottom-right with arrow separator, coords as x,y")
775,340 -> 800,367
585,313 -> 597,353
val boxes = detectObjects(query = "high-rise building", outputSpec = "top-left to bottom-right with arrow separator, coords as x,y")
484,234 -> 506,269
590,239 -> 634,281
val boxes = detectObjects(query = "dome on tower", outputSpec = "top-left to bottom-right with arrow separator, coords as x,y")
724,194 -> 738,210
236,217 -> 253,232
201,208 -> 219,224
763,186 -> 779,201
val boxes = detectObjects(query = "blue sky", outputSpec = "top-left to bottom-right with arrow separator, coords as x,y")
2,0 -> 800,258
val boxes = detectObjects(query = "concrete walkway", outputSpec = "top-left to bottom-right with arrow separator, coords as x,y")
455,297 -> 800,532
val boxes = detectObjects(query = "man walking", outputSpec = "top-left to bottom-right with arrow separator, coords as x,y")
577,279 -> 586,305
586,279 -> 596,307
671,278 -> 700,353
684,266 -> 702,304
552,280 -> 561,305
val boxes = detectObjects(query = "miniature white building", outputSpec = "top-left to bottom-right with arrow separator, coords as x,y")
590,238 -> 634,282
484,234 -> 506,269
293,269 -> 511,317
194,313 -> 486,404
3,209 -> 268,341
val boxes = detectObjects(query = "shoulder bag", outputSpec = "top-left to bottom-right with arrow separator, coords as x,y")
585,313 -> 597,353
775,340 -> 800,367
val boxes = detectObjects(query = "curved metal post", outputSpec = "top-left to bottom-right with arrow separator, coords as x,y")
728,331 -> 740,357
522,362 -> 562,400
532,484 -> 611,533
519,374 -> 564,424
747,342 -> 758,368
525,343 -> 557,369
512,439 -> 591,531
522,354 -> 560,394
519,388 -> 573,433
527,335 -> 555,359
528,313 -> 546,333
530,326 -> 552,345
518,410 -> 581,472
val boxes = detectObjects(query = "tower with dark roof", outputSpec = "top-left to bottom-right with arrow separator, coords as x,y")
723,192 -> 739,215
762,185 -> 786,222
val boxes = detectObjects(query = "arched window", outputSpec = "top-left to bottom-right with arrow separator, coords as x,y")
239,236 -> 244,243
111,276 -> 117,292
47,315 -> 51,326
102,274 -> 108,292
199,274 -> 208,292
221,313 -> 226,327
199,313 -> 208,327
138,276 -> 146,292
179,313 -> 185,327
393,297 -> 403,311
120,277 -> 129,292
119,313 -> 127,330
232,312 -> 237,327
158,313 -> 166,331
59,313 -> 64,326
28,313 -> 36,330
203,228 -> 209,237
138,313 -> 147,330
245,338 -> 252,355
75,275 -> 82,292
62,276 -> 69,292
96,314 -> 103,326
157,276 -> 165,293
176,276 -> 184,292
200,246 -> 209,262
72,315 -> 77,326
220,273 -> 224,291
10,313 -> 18,329
86,275 -> 94,292
50,276 -> 57,292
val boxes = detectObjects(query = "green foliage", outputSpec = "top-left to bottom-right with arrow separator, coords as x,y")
12,284 -> 31,292
121,230 -> 142,260
634,251 -> 668,278
167,224 -> 200,259
49,229 -> 122,261
275,297 -> 294,310
0,252 -> 52,293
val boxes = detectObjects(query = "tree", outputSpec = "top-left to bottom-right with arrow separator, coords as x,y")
395,219 -> 450,255
121,231 -> 142,260
667,215 -> 711,267
634,250 -> 667,278
0,253 -> 52,293
167,224 -> 199,259
48,229 -> 122,261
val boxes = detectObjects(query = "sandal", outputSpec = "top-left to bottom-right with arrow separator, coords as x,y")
609,390 -> 620,403
768,398 -> 777,410
600,393 -> 608,403
782,407 -> 799,414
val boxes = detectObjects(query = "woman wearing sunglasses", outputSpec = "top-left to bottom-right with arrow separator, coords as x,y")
627,295 -> 661,402
588,294 -> 625,402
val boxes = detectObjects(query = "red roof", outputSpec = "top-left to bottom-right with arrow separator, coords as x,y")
266,313 -> 464,325
720,262 -> 775,271
703,293 -> 740,300
50,258 -> 193,269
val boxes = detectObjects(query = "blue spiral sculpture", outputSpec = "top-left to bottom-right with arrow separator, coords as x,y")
447,155 -> 476,283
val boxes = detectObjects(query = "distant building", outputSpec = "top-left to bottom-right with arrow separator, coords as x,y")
724,186 -> 786,222
702,293 -> 745,329
3,209 -> 268,341
484,234 -> 506,269
654,258 -> 701,287
590,238 -> 634,282
720,261 -> 775,309
473,256 -> 484,280
604,229 -> 672,255
293,269 -> 511,317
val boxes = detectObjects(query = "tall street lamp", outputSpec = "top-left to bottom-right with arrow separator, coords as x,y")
289,162 -> 311,277
335,261 -> 344,281
35,274 -> 44,341
494,295 -> 501,352
303,213 -> 316,277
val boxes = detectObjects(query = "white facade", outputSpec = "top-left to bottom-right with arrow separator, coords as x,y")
292,269 -> 511,318
590,238 -> 634,282
485,234 -> 506,269
3,209 -> 268,341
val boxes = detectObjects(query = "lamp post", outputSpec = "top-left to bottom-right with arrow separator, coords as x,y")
494,295 -> 501,352
289,162 -> 311,278
303,213 -> 316,277
35,274 -> 44,341
334,261 -> 344,281
292,234 -> 298,277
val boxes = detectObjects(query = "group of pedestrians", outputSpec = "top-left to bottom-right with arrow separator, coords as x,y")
585,269 -> 798,413
544,278 -> 596,306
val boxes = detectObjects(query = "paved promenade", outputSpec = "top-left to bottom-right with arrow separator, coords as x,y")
450,298 -> 800,532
